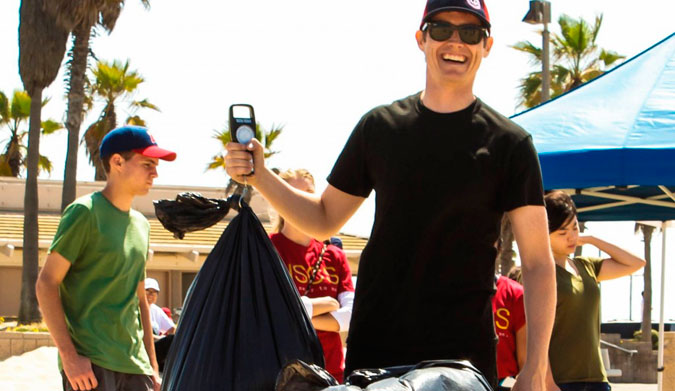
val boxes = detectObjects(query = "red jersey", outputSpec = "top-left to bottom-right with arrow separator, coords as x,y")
270,233 -> 354,382
492,276 -> 526,379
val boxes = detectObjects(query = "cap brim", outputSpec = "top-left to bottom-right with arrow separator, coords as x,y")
135,145 -> 177,161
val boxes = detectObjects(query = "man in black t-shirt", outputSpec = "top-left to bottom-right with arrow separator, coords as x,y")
225,1 -> 556,390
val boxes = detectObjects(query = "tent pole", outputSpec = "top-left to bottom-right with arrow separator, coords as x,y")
657,221 -> 667,391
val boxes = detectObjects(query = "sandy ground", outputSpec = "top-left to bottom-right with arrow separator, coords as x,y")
0,347 -> 61,391
0,347 -> 659,390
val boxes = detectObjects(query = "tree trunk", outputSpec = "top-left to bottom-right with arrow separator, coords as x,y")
19,87 -> 43,324
497,215 -> 515,276
94,158 -> 107,181
61,23 -> 92,211
640,224 -> 654,342
94,105 -> 117,181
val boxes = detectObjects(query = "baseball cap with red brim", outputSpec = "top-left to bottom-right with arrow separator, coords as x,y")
100,126 -> 176,161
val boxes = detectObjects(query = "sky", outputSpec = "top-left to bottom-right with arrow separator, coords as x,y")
1,0 -> 675,321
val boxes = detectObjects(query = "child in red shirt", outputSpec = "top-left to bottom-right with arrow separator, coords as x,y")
492,274 -> 526,384
269,169 -> 354,382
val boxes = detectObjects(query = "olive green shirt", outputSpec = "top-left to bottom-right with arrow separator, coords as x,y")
49,192 -> 152,375
550,256 -> 607,384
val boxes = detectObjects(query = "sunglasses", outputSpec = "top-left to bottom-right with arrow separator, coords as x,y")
422,22 -> 487,45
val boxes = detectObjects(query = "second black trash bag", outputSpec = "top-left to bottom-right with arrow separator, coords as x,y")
161,200 -> 325,391
275,360 -> 493,391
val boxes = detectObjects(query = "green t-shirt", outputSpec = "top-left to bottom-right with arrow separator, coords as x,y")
549,256 -> 607,384
49,191 -> 152,375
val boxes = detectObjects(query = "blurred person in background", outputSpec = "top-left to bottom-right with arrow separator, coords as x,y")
269,169 -> 355,382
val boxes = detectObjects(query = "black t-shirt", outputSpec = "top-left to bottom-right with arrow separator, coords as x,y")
328,92 -> 544,380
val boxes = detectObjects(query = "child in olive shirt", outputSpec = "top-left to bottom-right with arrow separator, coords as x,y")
36,126 -> 176,391
545,191 -> 645,390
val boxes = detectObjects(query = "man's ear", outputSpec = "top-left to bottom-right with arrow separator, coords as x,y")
483,36 -> 494,58
109,153 -> 124,171
415,30 -> 426,51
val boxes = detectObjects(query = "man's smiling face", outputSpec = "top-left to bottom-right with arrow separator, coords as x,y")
416,11 -> 493,88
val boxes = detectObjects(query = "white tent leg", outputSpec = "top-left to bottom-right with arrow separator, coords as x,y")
657,221 -> 667,391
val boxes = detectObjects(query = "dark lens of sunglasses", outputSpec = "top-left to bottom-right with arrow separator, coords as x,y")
459,28 -> 483,44
428,25 -> 453,41
428,24 -> 484,45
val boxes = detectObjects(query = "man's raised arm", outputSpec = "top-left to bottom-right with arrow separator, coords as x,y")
225,139 -> 364,239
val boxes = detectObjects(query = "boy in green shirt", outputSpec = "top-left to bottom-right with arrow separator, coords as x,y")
36,126 -> 176,391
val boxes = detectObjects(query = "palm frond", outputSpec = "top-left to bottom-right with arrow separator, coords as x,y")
263,150 -> 279,159
130,98 -> 160,112
206,155 -> 226,171
82,117 -> 109,164
10,91 -> 31,120
212,129 -> 232,146
511,41 -> 542,64
0,92 -> 9,124
42,0 -> 100,31
579,68 -> 603,84
514,72 -> 541,109
41,119 -> 64,135
264,124 -> 284,147
125,115 -> 146,126
0,154 -> 12,176
99,1 -> 123,32
590,14 -> 604,43
254,122 -> 263,142
91,59 -> 144,100
599,49 -> 625,68
37,154 -> 53,174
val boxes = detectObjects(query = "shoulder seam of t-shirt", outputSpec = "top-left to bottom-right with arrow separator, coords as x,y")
49,202 -> 94,261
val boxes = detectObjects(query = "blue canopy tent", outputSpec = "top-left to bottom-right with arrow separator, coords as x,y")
512,32 -> 675,389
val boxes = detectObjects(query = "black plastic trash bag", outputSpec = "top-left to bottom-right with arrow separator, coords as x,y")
159,196 -> 324,391
275,360 -> 493,391
274,360 -> 339,391
154,192 -> 231,239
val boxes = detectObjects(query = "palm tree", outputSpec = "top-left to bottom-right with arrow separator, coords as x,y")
44,0 -> 151,211
635,223 -> 654,345
512,14 -> 624,108
207,122 -> 283,203
18,0 -> 70,324
0,90 -> 64,177
82,59 -> 159,181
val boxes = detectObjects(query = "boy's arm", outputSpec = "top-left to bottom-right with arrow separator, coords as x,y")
36,251 -> 98,391
137,281 -> 161,390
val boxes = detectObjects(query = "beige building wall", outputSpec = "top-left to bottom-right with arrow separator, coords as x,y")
0,177 -> 270,318
0,177 -> 365,319
0,247 -> 206,317
0,177 -> 272,220
0,267 -> 22,317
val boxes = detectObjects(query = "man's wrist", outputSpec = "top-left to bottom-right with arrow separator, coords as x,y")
249,165 -> 274,188
57,342 -> 80,361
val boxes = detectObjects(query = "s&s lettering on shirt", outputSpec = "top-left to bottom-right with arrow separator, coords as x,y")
492,276 -> 526,379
